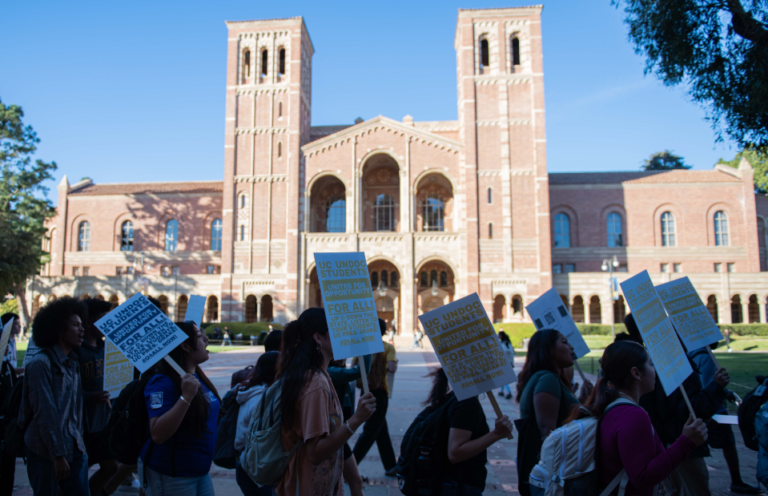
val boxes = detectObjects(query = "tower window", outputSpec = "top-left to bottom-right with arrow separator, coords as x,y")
165,219 -> 178,252
78,221 -> 90,252
277,141 -> 282,158
279,48 -> 286,75
239,224 -> 246,241
210,218 -> 222,251
243,49 -> 251,81
511,37 -> 520,66
488,223 -> 493,239
278,102 -> 283,118
487,187 -> 492,204
661,212 -> 676,247
261,49 -> 268,76
480,38 -> 489,69
120,221 -> 133,251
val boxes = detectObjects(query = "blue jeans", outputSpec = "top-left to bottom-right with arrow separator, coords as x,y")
27,449 -> 90,496
500,384 -> 512,396
143,465 -> 215,496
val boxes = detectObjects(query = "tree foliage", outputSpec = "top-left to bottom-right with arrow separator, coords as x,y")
0,98 -> 57,322
719,146 -> 768,192
613,0 -> 768,148
642,150 -> 692,171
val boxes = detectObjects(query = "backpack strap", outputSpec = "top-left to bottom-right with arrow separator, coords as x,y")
599,469 -> 628,496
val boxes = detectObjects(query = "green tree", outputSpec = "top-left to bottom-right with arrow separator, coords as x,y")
642,150 -> 692,171
0,99 -> 57,327
719,146 -> 768,192
613,0 -> 768,148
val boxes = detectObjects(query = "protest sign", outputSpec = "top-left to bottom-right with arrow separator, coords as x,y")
95,293 -> 188,374
526,288 -> 590,381
621,271 -> 693,397
105,340 -> 134,399
655,277 -> 723,353
0,318 -> 13,361
184,295 -> 207,327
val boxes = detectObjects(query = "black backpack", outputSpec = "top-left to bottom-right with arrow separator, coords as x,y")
213,387 -> 241,469
396,393 -> 457,496
107,373 -> 154,464
738,375 -> 768,451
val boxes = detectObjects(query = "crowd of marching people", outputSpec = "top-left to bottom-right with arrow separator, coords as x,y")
1,294 -> 767,496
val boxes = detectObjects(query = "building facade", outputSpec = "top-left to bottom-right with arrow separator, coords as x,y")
29,7 -> 768,332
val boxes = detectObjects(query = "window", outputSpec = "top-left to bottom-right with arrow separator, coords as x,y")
479,37 -> 489,70
673,263 -> 682,273
239,224 -> 246,241
375,194 -> 395,231
488,223 -> 493,239
73,267 -> 80,276
661,212 -> 676,247
243,49 -> 251,81
554,213 -> 570,248
82,267 -> 90,276
715,211 -> 729,246
420,271 -> 428,287
279,48 -> 286,75
553,264 -> 562,274
661,263 -> 669,273
239,193 -> 248,209
277,142 -> 282,158
120,221 -> 133,251
165,219 -> 178,251
278,102 -> 282,118
618,264 -> 629,272
487,187 -> 492,204
171,266 -> 180,276
261,49 -> 268,75
207,265 -> 221,274
430,270 -> 438,286
391,272 -> 399,288
440,271 -> 448,287
325,196 -> 346,233
728,263 -> 735,273
210,218 -> 222,251
511,36 -> 521,66
78,221 -> 90,252
161,266 -> 170,276
422,195 -> 444,232
715,262 -> 723,273
116,267 -> 124,275
381,270 -> 389,286
371,271 -> 379,288
607,212 -> 623,247
126,266 -> 134,275
565,264 -> 576,273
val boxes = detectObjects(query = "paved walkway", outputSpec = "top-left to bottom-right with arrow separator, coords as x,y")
9,336 -> 764,495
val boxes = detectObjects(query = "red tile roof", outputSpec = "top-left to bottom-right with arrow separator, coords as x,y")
549,170 -> 741,185
68,181 -> 224,196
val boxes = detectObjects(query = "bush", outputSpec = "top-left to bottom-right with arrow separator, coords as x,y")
493,322 -> 627,348
200,321 -> 282,339
718,324 -> 768,337
576,324 -> 627,336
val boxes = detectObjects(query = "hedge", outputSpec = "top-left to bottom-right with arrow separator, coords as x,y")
493,323 -> 628,348
718,324 -> 768,337
200,322 -> 283,339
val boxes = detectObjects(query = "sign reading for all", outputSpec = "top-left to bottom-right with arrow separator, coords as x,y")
419,293 -> 516,402
104,340 -> 134,399
620,271 -> 693,395
526,288 -> 590,359
655,277 -> 723,350
314,252 -> 384,360
95,293 -> 189,372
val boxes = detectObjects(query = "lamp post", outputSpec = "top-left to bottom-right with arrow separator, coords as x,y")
133,251 -> 152,296
601,255 -> 620,339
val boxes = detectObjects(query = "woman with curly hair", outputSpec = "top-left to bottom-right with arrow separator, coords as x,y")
19,296 -> 90,496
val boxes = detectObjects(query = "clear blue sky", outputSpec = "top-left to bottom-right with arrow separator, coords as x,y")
1,0 -> 741,202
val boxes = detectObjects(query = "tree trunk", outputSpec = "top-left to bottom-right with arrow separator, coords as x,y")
14,282 -> 30,331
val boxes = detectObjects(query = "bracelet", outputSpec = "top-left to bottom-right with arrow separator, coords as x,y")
344,421 -> 356,435
179,396 -> 192,407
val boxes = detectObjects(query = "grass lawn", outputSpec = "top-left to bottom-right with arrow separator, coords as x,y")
16,340 -> 27,368
208,344 -> 253,354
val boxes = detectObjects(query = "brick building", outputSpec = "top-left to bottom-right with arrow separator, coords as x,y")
28,6 -> 768,332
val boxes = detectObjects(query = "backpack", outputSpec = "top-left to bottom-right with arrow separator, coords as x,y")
738,375 -> 768,451
528,399 -> 635,496
213,387 -> 241,469
106,374 -> 154,465
356,352 -> 387,391
396,393 -> 458,496
240,379 -> 302,486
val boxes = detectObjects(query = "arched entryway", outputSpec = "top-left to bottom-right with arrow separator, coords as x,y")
731,295 -> 743,323
572,296 -> 585,323
589,296 -> 602,324
417,260 -> 455,315
414,172 -> 454,232
511,295 -> 524,321
260,295 -> 273,322
493,295 -> 507,323
206,296 -> 219,323
361,153 -> 400,232
157,295 -> 169,316
749,295 -> 760,323
369,260 -> 401,333
176,295 -> 188,321
309,175 -> 347,233
614,295 -> 626,323
707,295 -> 719,323
245,295 -> 257,323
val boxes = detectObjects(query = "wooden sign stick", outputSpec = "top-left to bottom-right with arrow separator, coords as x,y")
164,355 -> 187,377
573,361 -> 587,383
706,346 -> 721,370
679,385 -> 697,420
487,394 -> 514,440
358,356 -> 370,395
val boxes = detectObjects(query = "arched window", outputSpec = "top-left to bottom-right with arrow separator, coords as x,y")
375,194 -> 395,232
261,49 -> 268,75
381,270 -> 389,287
165,220 -> 178,251
480,37 -> 489,70
239,193 -> 248,209
607,212 -> 623,247
422,195 -> 444,232
661,212 -> 676,247
420,271 -> 428,288
210,218 -> 222,251
488,223 -> 494,239
440,271 -> 448,287
278,102 -> 282,118
239,224 -> 246,241
511,37 -> 520,66
279,48 -> 286,75
391,272 -> 399,287
371,271 -> 379,288
430,270 -> 438,286
78,221 -> 90,252
715,211 -> 729,246
277,142 -> 282,158
120,221 -> 133,251
325,196 -> 346,233
487,187 -> 492,204
243,49 -> 251,82
554,213 -> 570,248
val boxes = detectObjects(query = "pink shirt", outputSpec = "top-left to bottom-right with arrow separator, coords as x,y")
598,404 -> 696,495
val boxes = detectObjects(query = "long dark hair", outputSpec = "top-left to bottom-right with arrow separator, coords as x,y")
241,351 -> 279,389
571,341 -> 650,421
498,331 -> 511,345
278,310 -> 329,428
515,329 -> 562,402
149,321 -> 220,436
423,367 -> 451,408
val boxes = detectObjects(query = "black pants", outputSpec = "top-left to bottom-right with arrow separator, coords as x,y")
352,388 -> 397,471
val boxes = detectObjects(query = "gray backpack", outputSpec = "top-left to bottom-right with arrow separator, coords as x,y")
239,379 -> 302,486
